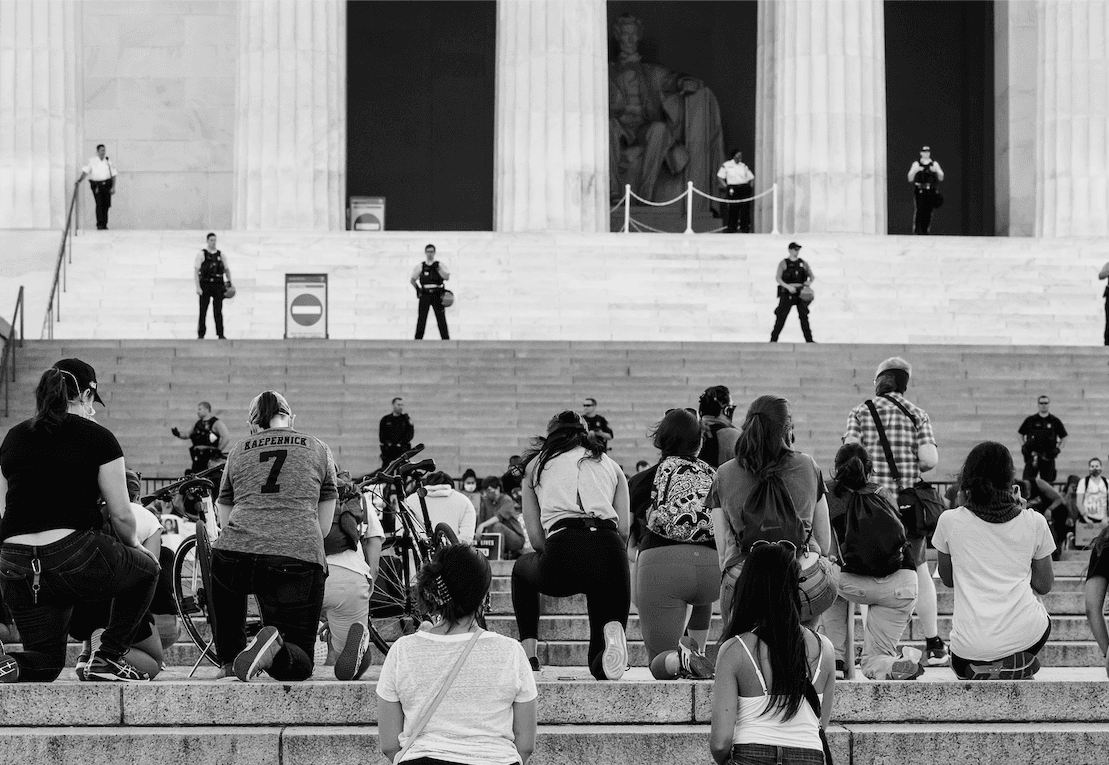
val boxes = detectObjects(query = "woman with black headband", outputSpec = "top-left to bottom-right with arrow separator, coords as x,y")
0,359 -> 159,682
211,390 -> 340,682
378,544 -> 537,765
511,411 -> 631,680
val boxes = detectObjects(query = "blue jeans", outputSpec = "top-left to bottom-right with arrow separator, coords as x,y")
731,743 -> 825,765
210,549 -> 326,680
0,530 -> 159,681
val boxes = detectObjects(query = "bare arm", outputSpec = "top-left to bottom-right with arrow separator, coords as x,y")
362,536 -> 382,584
100,458 -> 139,547
613,469 -> 630,541
816,635 -> 836,728
521,470 -> 545,552
213,420 -> 232,452
1030,555 -> 1054,595
711,507 -> 732,571
917,443 -> 939,473
775,260 -> 795,292
937,551 -> 953,587
513,699 -> 538,764
377,698 -> 404,763
317,499 -> 336,538
907,162 -> 921,183
1084,576 -> 1109,659
709,641 -> 740,764
811,494 -> 832,555
933,162 -> 945,182
0,473 -> 7,518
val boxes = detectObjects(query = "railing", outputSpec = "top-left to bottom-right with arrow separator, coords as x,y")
612,181 -> 780,235
0,286 -> 26,418
42,181 -> 81,340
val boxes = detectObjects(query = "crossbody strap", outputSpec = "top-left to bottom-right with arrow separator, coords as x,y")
394,630 -> 482,764
879,394 -> 918,427
864,400 -> 902,485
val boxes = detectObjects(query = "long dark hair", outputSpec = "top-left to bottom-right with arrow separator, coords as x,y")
734,395 -> 792,476
833,442 -> 872,497
650,408 -> 701,459
415,544 -> 492,628
32,367 -> 76,431
722,543 -> 808,720
959,441 -> 1015,506
523,410 -> 604,486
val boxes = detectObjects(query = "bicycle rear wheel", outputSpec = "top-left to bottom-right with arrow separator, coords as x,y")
172,535 -> 220,667
367,536 -> 424,655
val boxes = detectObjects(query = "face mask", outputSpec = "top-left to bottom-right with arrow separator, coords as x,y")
463,482 -> 477,492
80,401 -> 96,419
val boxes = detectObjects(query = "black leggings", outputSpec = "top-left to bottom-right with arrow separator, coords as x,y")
951,620 -> 1052,679
511,527 -> 630,680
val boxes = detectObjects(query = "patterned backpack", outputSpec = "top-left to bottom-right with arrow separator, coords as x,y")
647,456 -> 716,543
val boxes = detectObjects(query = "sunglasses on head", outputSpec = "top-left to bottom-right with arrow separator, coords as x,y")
752,539 -> 798,553
665,407 -> 698,417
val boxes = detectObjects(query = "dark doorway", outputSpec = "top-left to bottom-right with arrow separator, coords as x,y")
884,1 -> 995,235
347,1 -> 496,231
607,1 -> 759,184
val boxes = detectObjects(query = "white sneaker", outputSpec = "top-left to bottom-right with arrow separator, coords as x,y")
601,621 -> 627,681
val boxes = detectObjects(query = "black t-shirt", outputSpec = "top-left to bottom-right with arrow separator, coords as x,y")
583,414 -> 613,453
1086,528 -> 1109,580
1018,414 -> 1068,453
0,414 -> 124,541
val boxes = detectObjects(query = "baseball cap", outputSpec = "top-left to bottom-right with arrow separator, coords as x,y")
53,358 -> 104,404
921,145 -> 931,152
875,356 -> 912,380
788,242 -> 802,251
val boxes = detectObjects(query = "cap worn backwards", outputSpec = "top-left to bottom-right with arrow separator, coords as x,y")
875,356 -> 912,380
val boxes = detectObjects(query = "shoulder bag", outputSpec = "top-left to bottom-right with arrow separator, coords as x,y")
864,399 -> 944,539
393,629 -> 482,764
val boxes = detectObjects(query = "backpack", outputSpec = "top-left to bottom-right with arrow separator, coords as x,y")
647,457 -> 715,543
323,472 -> 365,556
738,469 -> 810,553
698,422 -> 733,468
837,484 -> 906,577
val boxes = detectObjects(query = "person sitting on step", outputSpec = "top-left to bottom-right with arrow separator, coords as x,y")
511,411 -> 631,680
377,544 -> 537,765
933,441 -> 1055,680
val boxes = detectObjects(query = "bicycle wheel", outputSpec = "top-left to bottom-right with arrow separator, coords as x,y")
367,536 -> 424,655
171,535 -> 220,667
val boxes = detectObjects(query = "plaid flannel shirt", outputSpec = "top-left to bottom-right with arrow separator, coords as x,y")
844,393 -> 936,492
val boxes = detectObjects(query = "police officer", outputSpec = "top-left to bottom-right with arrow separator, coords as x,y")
195,232 -> 231,339
908,146 -> 945,234
770,242 -> 815,343
410,244 -> 450,340
172,401 -> 232,472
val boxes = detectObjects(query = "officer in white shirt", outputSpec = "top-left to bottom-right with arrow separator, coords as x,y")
907,145 -> 944,235
77,144 -> 118,230
716,150 -> 755,233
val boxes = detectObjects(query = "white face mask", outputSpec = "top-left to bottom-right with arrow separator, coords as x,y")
463,481 -> 477,493
80,398 -> 96,420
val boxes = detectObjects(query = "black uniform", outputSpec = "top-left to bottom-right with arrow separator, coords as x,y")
188,417 -> 223,473
379,412 -> 414,467
584,413 -> 613,453
415,262 -> 449,340
198,250 -> 227,339
912,161 -> 941,234
1018,413 -> 1068,482
770,257 -> 813,343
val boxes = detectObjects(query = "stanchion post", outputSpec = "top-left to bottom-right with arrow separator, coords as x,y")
771,183 -> 780,235
623,185 -> 631,233
684,181 -> 694,234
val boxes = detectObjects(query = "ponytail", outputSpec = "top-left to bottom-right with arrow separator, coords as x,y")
247,390 -> 292,431
833,442 -> 872,496
32,368 -> 73,431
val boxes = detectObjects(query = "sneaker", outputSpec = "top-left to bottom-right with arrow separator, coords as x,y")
528,656 -> 541,672
677,636 -> 714,679
76,628 -> 104,681
965,651 -> 1040,681
0,642 -> 18,683
888,646 -> 925,680
835,659 -> 847,681
85,654 -> 150,682
334,623 -> 371,681
233,625 -> 283,682
75,653 -> 90,680
600,621 -> 628,681
925,636 -> 950,666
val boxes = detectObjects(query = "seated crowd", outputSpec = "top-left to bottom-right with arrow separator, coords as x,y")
0,356 -> 1102,763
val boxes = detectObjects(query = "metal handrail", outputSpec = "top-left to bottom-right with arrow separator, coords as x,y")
1,286 -> 25,417
42,181 -> 81,340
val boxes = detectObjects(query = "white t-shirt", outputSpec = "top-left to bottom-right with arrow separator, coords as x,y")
130,502 -> 162,546
932,507 -> 1055,661
1080,475 -> 1109,522
376,630 -> 537,765
529,447 -> 621,534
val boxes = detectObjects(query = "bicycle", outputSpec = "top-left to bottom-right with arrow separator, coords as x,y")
361,444 -> 467,655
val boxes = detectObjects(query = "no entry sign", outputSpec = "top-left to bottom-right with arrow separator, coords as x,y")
285,274 -> 328,339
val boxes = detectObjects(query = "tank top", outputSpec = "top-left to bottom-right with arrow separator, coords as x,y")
731,635 -> 824,752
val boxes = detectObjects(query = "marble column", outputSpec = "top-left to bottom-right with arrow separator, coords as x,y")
233,0 -> 346,230
1035,0 -> 1109,237
0,0 -> 79,229
994,1 -> 1038,237
494,0 -> 608,232
755,0 -> 887,234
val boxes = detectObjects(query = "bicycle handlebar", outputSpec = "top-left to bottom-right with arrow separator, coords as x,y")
399,458 -> 436,477
140,464 -> 223,505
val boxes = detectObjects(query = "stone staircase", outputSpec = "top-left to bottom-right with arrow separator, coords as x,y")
17,230 -> 1109,345
1,340 -> 1107,479
6,558 -> 1109,764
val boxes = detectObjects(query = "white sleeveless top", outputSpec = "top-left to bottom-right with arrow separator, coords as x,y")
732,636 -> 824,752
530,447 -> 621,535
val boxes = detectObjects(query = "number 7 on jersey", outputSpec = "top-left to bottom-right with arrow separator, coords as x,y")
259,449 -> 287,494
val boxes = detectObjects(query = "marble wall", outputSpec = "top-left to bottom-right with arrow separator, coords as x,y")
78,1 -> 237,231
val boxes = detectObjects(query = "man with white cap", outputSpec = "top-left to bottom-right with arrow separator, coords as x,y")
844,357 -> 948,667
908,146 -> 944,234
